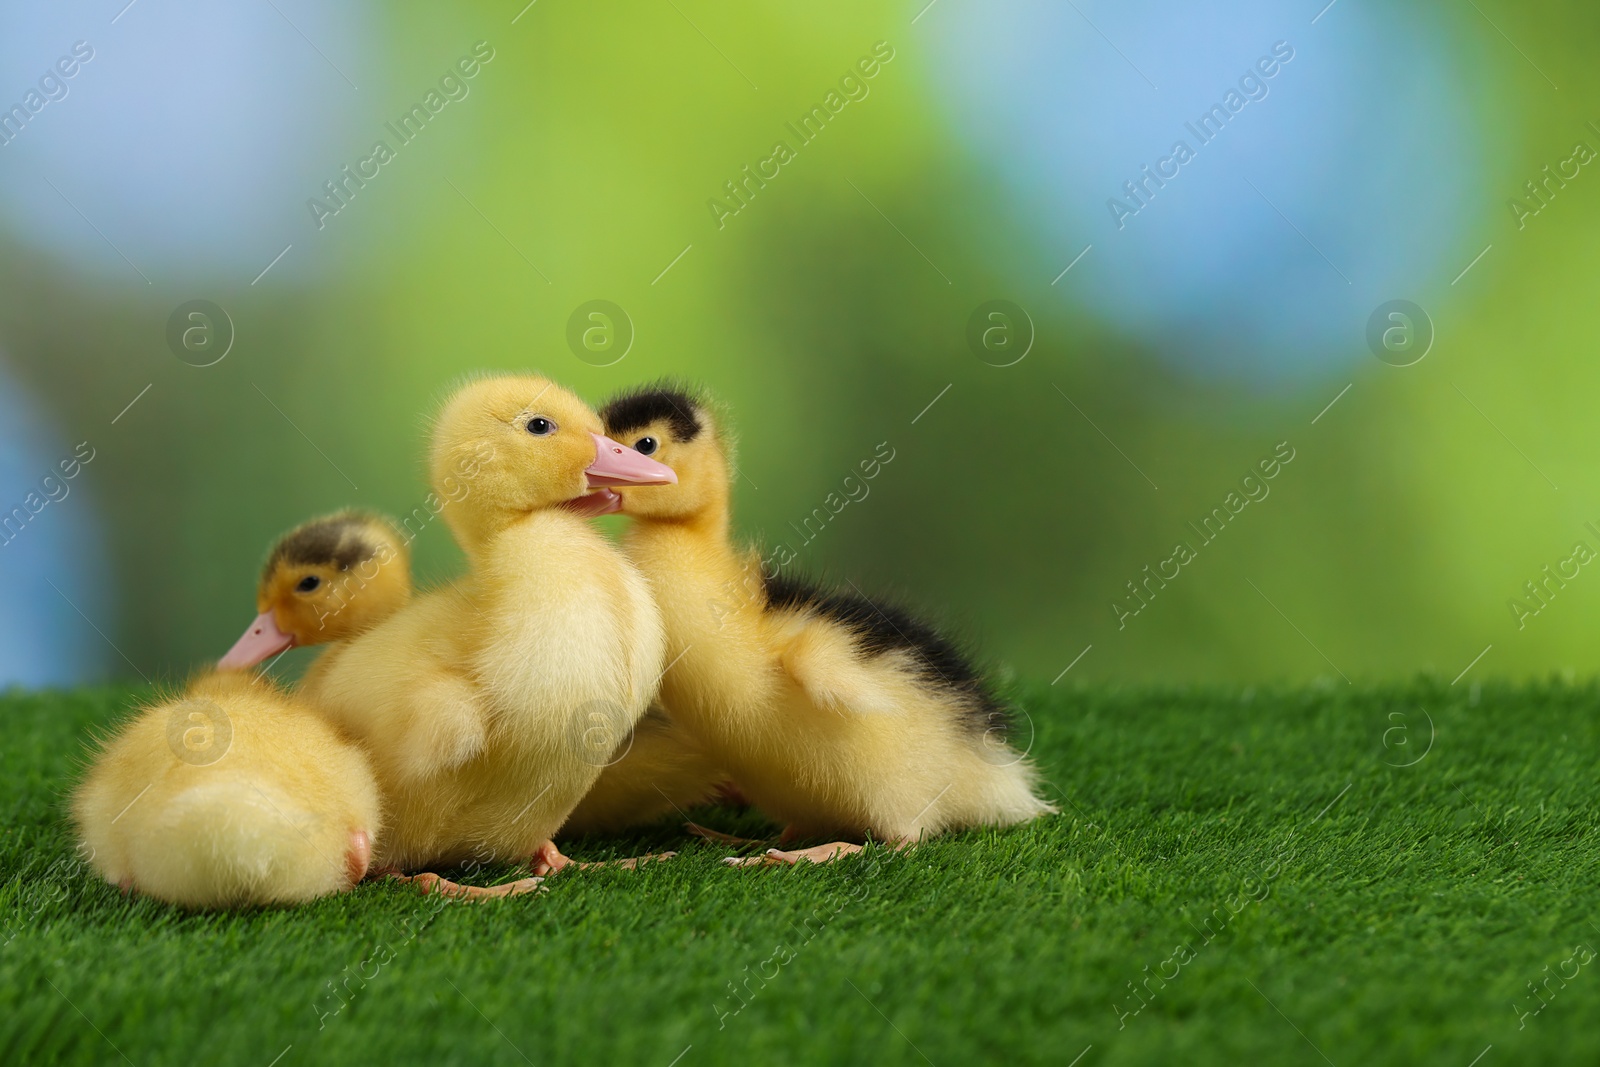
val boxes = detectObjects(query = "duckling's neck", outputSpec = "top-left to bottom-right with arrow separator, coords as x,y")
623,508 -> 776,742
628,505 -> 736,566
663,507 -> 730,543
461,505 -> 587,570
624,507 -> 756,643
450,503 -> 562,563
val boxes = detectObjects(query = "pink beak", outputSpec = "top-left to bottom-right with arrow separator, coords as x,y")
218,611 -> 295,671
585,432 -> 677,487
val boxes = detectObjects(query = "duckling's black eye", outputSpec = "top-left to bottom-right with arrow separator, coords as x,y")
634,436 -> 659,456
526,416 -> 555,436
296,575 -> 321,593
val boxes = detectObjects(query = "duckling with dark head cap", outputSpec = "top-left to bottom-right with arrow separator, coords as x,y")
599,383 -> 1054,864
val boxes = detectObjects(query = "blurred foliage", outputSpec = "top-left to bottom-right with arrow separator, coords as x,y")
3,0 -> 1600,685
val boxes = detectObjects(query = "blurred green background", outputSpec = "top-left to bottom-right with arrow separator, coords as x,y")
1,0 -> 1596,688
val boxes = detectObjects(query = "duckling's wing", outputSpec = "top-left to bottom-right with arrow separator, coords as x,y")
768,607 -> 905,715
300,588 -> 489,782
764,574 -> 1011,735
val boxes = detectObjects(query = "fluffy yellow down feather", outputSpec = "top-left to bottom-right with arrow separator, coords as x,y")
73,671 -> 379,908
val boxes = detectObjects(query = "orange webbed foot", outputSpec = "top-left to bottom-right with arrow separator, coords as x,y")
527,840 -> 574,876
723,842 -> 864,867
386,871 -> 545,900
346,830 -> 372,886
531,839 -> 675,874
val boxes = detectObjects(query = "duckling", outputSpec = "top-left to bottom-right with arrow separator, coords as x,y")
217,510 -> 483,788
72,670 -> 379,908
218,509 -> 411,672
222,510 -> 729,839
599,384 -> 1055,864
278,376 -> 677,875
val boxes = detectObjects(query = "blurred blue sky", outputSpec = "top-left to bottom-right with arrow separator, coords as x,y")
929,0 -> 1487,385
0,1 -> 371,283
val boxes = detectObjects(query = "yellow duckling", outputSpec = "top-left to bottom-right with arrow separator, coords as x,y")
599,384 -> 1055,864
224,375 -> 676,875
223,510 -> 730,839
72,671 -> 379,908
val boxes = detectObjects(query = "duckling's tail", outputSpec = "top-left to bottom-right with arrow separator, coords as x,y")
116,777 -> 369,908
990,756 -> 1060,823
935,745 -> 1057,836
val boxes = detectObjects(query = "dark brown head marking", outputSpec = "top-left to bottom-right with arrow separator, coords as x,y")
264,512 -> 380,582
599,381 -> 704,443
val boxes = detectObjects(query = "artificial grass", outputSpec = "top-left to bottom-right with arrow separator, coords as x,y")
1,678 -> 1596,1066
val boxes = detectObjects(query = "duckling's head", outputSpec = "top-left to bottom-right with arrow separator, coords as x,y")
218,511 -> 410,670
428,374 -> 676,550
598,383 -> 729,524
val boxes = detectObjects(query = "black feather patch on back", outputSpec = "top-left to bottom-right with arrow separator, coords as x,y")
265,512 -> 378,580
600,382 -> 703,443
763,572 -> 1012,739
